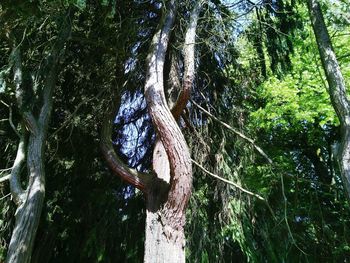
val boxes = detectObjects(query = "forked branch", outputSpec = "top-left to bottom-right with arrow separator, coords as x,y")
192,100 -> 273,164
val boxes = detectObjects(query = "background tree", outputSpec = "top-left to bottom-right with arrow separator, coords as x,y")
307,0 -> 350,201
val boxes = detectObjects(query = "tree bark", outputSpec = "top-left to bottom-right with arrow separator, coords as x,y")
7,132 -> 46,263
6,13 -> 72,263
307,0 -> 350,200
100,1 -> 202,261
144,1 -> 202,262
100,90 -> 153,193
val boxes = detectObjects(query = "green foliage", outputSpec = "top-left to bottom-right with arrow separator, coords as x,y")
250,19 -> 344,130
1,0 -> 350,262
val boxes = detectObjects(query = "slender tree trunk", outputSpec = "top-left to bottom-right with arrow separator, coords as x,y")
307,0 -> 350,200
6,13 -> 71,263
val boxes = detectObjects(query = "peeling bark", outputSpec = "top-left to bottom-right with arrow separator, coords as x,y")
307,0 -> 350,200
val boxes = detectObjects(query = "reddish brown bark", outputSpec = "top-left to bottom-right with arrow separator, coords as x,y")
100,1 -> 202,262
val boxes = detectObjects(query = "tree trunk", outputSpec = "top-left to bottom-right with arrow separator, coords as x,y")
307,0 -> 350,200
143,1 -> 202,262
6,134 -> 46,263
6,12 -> 72,263
100,1 -> 202,262
144,208 -> 185,263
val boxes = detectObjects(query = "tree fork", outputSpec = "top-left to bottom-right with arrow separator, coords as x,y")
6,11 -> 72,263
144,1 -> 202,262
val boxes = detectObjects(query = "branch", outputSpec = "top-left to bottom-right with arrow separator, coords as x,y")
100,93 -> 153,193
0,193 -> 11,201
171,0 -> 202,119
192,159 -> 265,201
192,100 -> 273,164
12,47 -> 39,135
0,100 -> 20,138
0,174 -> 10,183
192,159 -> 276,219
152,0 -> 203,189
39,9 -> 73,127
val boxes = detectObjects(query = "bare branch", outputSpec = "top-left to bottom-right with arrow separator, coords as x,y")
192,159 -> 265,201
12,47 -> 39,135
0,174 -> 10,183
192,100 -> 273,164
192,159 -> 276,220
171,0 -> 202,119
8,106 -> 20,138
0,193 -> 11,201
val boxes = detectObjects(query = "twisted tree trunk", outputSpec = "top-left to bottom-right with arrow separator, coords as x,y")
101,1 -> 202,262
144,1 -> 203,261
307,0 -> 350,200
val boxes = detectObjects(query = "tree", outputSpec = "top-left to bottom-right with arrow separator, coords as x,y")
1,0 -> 350,262
307,0 -> 350,200
0,5 -> 72,262
100,0 -> 202,261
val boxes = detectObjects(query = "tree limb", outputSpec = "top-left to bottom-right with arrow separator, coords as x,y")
0,174 -> 10,183
12,47 -> 39,136
100,91 -> 153,193
192,159 -> 276,219
191,100 -> 273,164
171,0 -> 202,119
192,159 -> 265,200
39,9 -> 73,128
152,0 -> 203,189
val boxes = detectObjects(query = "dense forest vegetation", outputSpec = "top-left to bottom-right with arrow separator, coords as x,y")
0,0 -> 349,262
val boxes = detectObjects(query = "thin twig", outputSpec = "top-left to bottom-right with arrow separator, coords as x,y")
192,100 -> 273,164
280,170 -> 308,255
9,107 -> 20,138
192,159 -> 276,220
0,100 -> 20,137
191,159 -> 276,221
193,159 -> 264,200
0,192 -> 11,200
0,168 -> 12,172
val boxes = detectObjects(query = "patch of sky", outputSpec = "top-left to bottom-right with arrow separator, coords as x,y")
114,90 -> 152,170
